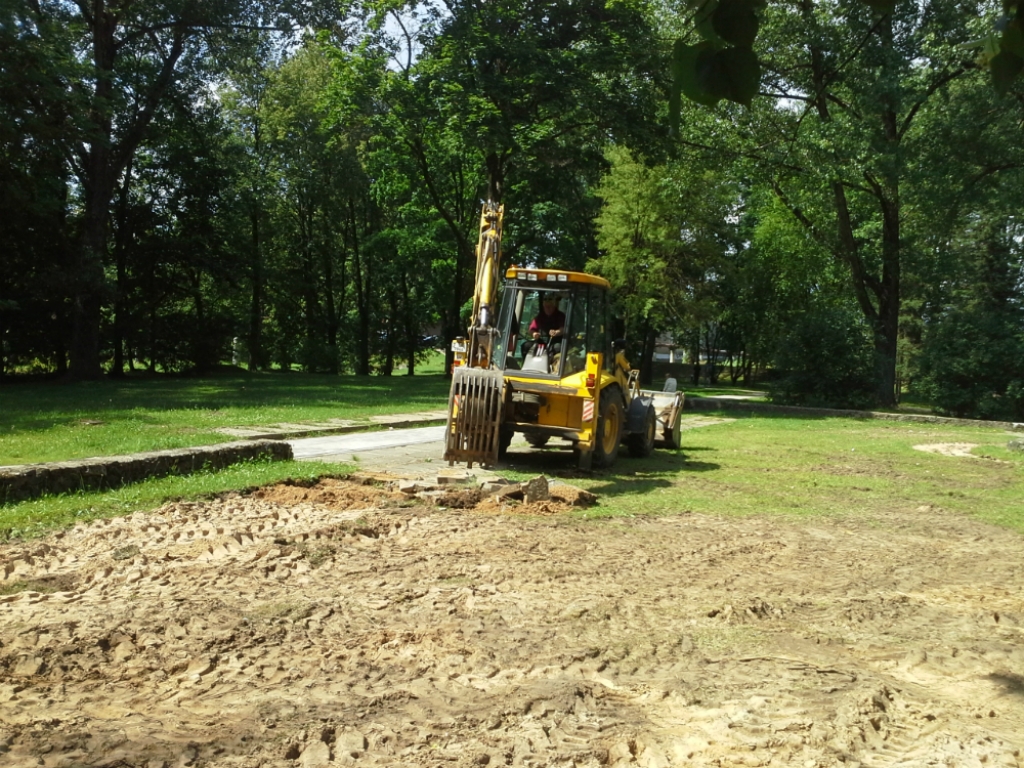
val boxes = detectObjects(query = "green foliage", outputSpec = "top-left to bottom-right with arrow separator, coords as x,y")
769,307 -> 877,409
664,0 -> 1024,121
916,307 -> 1024,420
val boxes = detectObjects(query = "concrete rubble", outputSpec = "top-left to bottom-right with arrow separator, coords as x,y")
396,472 -> 596,508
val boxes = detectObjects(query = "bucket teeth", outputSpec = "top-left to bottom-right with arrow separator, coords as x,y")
444,367 -> 505,467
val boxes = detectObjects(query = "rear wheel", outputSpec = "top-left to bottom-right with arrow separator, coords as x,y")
593,388 -> 624,468
524,434 -> 550,448
627,405 -> 656,458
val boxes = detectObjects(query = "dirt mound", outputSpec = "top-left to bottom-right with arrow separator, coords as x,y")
2,480 -> 1023,768
251,476 -> 407,509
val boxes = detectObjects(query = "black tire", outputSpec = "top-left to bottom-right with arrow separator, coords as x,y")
593,387 -> 624,468
497,427 -> 514,459
627,404 -> 657,458
524,434 -> 550,448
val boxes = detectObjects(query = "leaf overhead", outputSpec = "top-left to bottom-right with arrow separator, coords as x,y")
990,49 -> 1024,94
673,40 -> 723,108
1001,19 -> 1024,58
711,0 -> 761,48
693,0 -> 724,44
859,0 -> 898,13
713,45 -> 761,105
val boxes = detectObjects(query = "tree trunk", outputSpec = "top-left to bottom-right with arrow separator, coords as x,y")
402,271 -> 416,376
248,184 -> 265,371
639,323 -> 656,387
323,245 -> 338,375
70,149 -> 115,381
111,156 -> 133,378
407,137 -> 476,376
348,199 -> 371,376
65,7 -> 185,379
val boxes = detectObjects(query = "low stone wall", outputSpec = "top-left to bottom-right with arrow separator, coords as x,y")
0,440 -> 293,504
685,396 -> 1022,431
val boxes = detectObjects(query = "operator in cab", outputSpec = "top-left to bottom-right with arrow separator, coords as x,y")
530,294 -> 565,340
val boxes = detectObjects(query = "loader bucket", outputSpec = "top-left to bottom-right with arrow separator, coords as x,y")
444,367 -> 505,468
638,388 -> 685,449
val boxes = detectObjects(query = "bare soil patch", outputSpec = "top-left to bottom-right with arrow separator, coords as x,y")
2,478 -> 1023,767
912,442 -> 982,458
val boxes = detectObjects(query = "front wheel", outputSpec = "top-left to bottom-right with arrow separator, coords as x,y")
497,427 -> 514,459
593,388 -> 624,468
627,404 -> 656,458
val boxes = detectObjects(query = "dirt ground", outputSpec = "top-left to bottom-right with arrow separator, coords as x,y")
2,476 -> 1024,768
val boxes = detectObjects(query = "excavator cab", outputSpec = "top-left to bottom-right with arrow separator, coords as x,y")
492,279 -> 608,380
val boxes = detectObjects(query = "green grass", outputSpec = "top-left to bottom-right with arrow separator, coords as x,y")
0,458 -> 349,541
0,370 -> 451,465
500,412 -> 1024,533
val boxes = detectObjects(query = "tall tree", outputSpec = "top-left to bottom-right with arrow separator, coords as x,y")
594,146 -> 744,383
21,0 -> 319,379
746,0 -> 996,405
362,0 -> 667,361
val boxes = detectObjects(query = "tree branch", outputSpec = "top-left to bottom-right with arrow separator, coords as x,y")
387,9 -> 415,75
677,138 -> 807,175
117,21 -> 284,52
770,181 -> 830,251
111,24 -> 186,175
898,66 -> 967,140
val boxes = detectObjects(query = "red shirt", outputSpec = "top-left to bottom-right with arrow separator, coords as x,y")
529,308 -> 565,336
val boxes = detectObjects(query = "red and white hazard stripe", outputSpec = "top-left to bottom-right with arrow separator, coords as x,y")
582,399 -> 595,423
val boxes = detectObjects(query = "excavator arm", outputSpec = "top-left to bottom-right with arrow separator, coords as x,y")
467,201 -> 504,369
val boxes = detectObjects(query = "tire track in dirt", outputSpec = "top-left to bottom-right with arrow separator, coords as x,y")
1,478 -> 1023,767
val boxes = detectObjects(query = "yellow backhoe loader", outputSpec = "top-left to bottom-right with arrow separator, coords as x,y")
443,201 -> 684,469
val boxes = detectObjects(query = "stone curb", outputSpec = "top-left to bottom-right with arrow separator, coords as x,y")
685,396 -> 1022,431
0,440 -> 293,504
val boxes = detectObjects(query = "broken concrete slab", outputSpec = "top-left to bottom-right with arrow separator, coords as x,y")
437,469 -> 472,485
549,482 -> 597,507
476,476 -> 509,487
399,480 -> 440,495
491,485 -> 524,502
480,482 -> 511,495
521,476 -> 550,504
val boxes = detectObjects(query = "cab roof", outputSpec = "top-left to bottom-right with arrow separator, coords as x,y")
505,267 -> 610,290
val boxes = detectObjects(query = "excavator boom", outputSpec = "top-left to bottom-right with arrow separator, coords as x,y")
443,202 -> 506,467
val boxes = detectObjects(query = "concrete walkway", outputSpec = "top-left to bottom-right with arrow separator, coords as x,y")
290,425 -> 446,460
215,410 -> 449,440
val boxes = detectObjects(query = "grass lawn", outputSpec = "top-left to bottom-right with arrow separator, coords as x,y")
3,372 -> 1020,543
0,370 -> 452,465
504,413 -> 1024,534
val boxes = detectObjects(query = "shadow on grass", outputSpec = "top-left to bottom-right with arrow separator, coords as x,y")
499,441 -> 720,498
